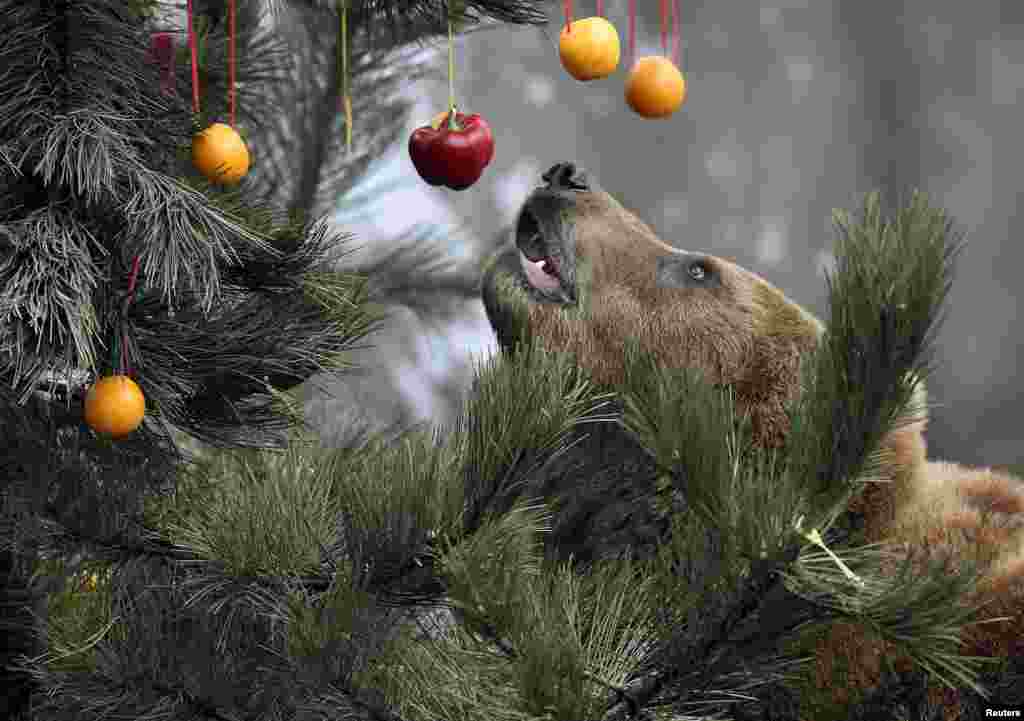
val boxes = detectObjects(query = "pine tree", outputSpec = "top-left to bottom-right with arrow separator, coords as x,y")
0,2 -> 1010,721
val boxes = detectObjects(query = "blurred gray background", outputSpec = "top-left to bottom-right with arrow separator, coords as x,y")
284,0 -> 1022,470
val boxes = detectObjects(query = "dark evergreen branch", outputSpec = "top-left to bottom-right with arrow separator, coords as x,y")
0,205 -> 105,401
787,191 -> 965,532
0,1 -> 379,417
453,340 -> 616,538
266,0 -> 550,35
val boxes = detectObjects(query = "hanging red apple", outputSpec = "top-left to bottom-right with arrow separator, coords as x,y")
408,110 -> 494,191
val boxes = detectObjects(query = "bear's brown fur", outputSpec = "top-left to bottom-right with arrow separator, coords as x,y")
481,162 -> 1023,718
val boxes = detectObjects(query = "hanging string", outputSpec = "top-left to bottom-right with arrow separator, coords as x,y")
628,0 -> 635,68
122,255 -> 143,376
672,0 -> 680,66
447,0 -> 458,124
339,0 -> 351,151
660,0 -> 668,57
113,256 -> 142,377
110,314 -> 120,377
228,0 -> 236,126
563,0 -> 572,32
596,0 -> 603,17
186,0 -> 200,116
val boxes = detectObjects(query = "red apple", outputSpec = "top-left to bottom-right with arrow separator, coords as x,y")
408,111 -> 494,191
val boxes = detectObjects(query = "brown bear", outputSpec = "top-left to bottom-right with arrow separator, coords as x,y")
481,162 -> 1024,719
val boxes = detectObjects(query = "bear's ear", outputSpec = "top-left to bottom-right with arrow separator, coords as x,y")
750,280 -> 824,346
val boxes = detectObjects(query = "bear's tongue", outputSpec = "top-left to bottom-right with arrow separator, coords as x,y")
519,250 -> 561,292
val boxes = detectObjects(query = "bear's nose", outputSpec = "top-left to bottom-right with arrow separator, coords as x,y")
542,162 -> 590,191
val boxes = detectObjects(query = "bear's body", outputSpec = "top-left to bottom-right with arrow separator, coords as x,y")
481,162 -> 1023,717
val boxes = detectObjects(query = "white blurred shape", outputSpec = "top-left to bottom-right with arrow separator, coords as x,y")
784,57 -> 814,103
706,132 -> 752,210
706,147 -> 739,179
661,194 -> 689,223
815,249 -> 835,277
756,219 -> 787,265
392,310 -> 499,424
524,74 -> 555,107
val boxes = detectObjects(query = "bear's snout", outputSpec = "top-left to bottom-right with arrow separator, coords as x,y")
541,162 -> 590,191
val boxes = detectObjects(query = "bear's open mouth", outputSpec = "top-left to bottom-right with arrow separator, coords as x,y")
519,250 -> 563,294
515,205 -> 570,296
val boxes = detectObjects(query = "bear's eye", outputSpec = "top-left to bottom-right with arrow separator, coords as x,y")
688,260 -> 710,281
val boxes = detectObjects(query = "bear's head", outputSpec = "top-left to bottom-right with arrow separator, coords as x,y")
482,162 -> 927,505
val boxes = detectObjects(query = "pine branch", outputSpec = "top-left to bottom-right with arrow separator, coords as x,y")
265,0 -> 550,33
787,190 -> 964,531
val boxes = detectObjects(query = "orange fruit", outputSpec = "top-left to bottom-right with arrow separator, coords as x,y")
559,16 -> 621,81
625,56 -> 687,118
191,122 -> 250,185
84,375 -> 146,438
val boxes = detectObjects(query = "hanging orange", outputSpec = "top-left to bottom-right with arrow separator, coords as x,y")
625,56 -> 687,118
558,17 -> 621,81
84,375 -> 146,438
191,122 -> 250,185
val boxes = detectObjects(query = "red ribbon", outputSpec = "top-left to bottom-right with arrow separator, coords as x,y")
628,0 -> 635,67
121,256 -> 141,376
660,0 -> 668,57
673,0 -> 681,65
228,0 -> 237,127
148,33 -> 176,97
186,0 -> 200,115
